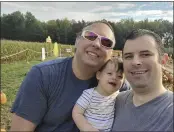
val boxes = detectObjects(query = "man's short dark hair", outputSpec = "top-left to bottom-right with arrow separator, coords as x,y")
125,29 -> 164,59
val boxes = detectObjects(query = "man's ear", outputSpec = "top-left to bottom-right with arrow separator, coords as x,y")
160,55 -> 164,64
96,71 -> 101,80
160,55 -> 166,65
160,53 -> 169,65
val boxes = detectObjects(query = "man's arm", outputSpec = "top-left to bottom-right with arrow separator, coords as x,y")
10,113 -> 36,131
10,66 -> 47,131
72,104 -> 99,131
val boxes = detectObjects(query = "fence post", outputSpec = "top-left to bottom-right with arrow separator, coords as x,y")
26,49 -> 28,62
42,48 -> 46,61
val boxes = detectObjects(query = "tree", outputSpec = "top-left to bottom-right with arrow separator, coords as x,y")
1,11 -> 173,49
1,11 -> 25,40
47,20 -> 58,42
56,18 -> 72,44
163,32 -> 173,48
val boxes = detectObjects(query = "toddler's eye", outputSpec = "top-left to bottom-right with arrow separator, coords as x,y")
117,76 -> 123,79
107,72 -> 112,75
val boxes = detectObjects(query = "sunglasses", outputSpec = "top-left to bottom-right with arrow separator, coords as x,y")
81,30 -> 114,49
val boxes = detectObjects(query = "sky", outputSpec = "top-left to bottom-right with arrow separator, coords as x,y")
1,1 -> 173,22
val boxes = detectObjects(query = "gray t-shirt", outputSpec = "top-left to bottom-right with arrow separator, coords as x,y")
112,90 -> 173,131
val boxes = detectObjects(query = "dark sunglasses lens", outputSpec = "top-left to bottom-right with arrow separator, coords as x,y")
101,37 -> 113,48
84,31 -> 98,41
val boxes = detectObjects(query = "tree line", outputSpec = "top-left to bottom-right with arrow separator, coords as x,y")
1,11 -> 173,50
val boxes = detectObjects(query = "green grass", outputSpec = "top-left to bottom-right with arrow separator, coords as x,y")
1,56 -> 57,130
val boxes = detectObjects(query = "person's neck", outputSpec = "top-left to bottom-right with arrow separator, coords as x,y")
95,85 -> 114,96
72,57 -> 98,80
132,84 -> 167,107
95,85 -> 109,96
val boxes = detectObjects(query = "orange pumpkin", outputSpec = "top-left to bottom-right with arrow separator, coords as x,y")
1,128 -> 6,132
1,91 -> 7,104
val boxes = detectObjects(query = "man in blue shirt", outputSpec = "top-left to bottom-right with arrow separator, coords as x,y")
10,21 -> 118,131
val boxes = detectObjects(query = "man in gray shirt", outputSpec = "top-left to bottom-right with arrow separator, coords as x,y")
112,29 -> 173,131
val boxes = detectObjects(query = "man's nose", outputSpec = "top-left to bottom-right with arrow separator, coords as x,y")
132,56 -> 142,66
92,37 -> 101,48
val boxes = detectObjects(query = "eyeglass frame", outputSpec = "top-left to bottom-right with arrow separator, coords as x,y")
81,30 -> 115,49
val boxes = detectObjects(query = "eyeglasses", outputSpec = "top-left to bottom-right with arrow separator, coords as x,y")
81,30 -> 114,49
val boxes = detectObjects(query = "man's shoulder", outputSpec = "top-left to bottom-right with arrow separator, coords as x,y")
167,90 -> 174,97
27,57 -> 72,77
35,57 -> 72,69
117,90 -> 132,101
165,90 -> 173,104
119,80 -> 131,92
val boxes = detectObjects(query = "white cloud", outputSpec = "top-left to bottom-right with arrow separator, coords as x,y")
67,12 -> 101,21
134,10 -> 162,16
162,10 -> 173,16
2,2 -> 25,8
2,2 -> 34,10
90,5 -> 113,12
134,10 -> 173,19
1,2 -> 173,22
137,4 -> 148,11
98,10 -> 173,22
39,6 -> 57,12
113,2 -> 136,9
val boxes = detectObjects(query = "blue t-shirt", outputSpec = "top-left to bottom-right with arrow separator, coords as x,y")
11,57 -> 97,132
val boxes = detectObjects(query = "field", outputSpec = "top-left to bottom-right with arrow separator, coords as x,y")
1,40 -> 74,63
1,40 -> 173,131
